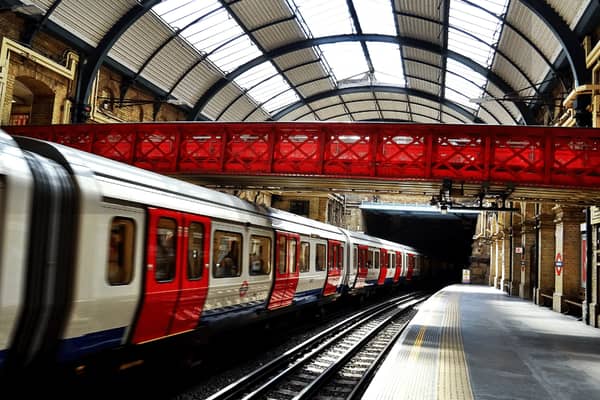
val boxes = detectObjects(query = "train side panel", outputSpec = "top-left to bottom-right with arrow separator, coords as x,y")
0,133 -> 33,369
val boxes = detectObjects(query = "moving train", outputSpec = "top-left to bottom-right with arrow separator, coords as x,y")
0,129 -> 424,376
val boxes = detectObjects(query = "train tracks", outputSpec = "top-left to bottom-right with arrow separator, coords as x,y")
206,292 -> 428,400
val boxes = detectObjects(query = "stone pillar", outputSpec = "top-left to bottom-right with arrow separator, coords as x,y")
488,237 -> 496,287
553,206 -> 585,313
501,227 -> 512,294
510,224 -> 522,296
519,203 -> 537,300
534,205 -> 555,306
494,235 -> 502,289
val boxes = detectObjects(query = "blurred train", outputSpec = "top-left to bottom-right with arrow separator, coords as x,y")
0,129 -> 425,376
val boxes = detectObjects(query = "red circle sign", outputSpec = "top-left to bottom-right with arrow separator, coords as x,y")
239,280 -> 249,297
555,253 -> 563,276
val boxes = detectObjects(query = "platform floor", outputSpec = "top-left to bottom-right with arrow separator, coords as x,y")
363,284 -> 600,400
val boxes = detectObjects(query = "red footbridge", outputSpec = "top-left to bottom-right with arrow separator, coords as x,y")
4,122 -> 600,189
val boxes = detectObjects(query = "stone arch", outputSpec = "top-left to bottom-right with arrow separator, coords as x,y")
10,76 -> 55,125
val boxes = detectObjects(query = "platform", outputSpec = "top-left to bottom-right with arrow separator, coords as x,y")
363,284 -> 600,400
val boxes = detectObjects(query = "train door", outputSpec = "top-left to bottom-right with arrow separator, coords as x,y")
388,251 -> 396,283
268,232 -> 299,310
378,248 -> 388,285
324,240 -> 343,296
168,214 -> 210,335
407,253 -> 416,280
133,208 -> 181,343
355,245 -> 368,288
394,251 -> 403,282
133,209 -> 211,343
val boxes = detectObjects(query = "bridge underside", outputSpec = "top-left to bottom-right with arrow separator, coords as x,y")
4,122 -> 600,205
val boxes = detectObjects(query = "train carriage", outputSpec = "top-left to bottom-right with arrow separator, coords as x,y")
0,130 -> 423,376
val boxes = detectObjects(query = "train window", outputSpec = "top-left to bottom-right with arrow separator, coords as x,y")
353,246 -> 358,272
316,243 -> 326,271
278,235 -> 287,274
249,235 -> 271,275
156,218 -> 177,282
374,251 -> 380,269
288,238 -> 297,273
188,222 -> 204,280
390,253 -> 396,269
337,246 -> 344,269
299,242 -> 310,273
213,231 -> 242,278
107,217 -> 135,285
367,250 -> 373,269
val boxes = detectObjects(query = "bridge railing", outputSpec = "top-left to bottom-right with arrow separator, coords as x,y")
3,122 -> 600,188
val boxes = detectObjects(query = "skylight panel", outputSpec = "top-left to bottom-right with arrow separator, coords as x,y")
445,59 -> 485,110
153,0 -> 262,73
320,43 -> 369,82
263,90 -> 301,113
294,0 -> 353,37
367,42 -> 405,85
445,0 -> 508,113
353,0 -> 396,35
447,0 -> 508,68
234,62 -> 298,112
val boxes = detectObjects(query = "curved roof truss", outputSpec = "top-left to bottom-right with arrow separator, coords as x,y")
15,0 -> 595,125
189,34 -> 531,122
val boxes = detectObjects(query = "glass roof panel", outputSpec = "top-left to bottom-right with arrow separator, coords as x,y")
367,42 -> 405,85
445,0 -> 508,114
235,62 -> 298,111
263,89 -> 301,113
447,0 -> 508,67
293,0 -> 354,37
320,42 -> 369,82
153,0 -> 262,73
353,0 -> 396,35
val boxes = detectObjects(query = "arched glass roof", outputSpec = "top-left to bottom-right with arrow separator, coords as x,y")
14,0 -> 596,124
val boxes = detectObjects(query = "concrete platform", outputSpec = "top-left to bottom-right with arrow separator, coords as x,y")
363,284 -> 600,400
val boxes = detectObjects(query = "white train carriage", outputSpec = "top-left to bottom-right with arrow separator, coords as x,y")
5,135 -> 355,365
0,132 -> 33,369
0,131 -> 424,374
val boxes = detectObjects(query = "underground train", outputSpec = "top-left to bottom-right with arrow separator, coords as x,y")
0,129 -> 423,376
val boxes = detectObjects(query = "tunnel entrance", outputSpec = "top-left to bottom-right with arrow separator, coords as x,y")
363,209 -> 478,281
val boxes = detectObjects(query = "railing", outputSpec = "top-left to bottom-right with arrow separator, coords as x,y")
4,122 -> 600,188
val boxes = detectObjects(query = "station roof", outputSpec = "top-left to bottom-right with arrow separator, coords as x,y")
10,0 -> 598,125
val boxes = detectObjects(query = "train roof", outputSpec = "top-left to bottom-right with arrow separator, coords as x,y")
342,228 -> 419,254
10,135 -> 416,251
12,135 -> 345,239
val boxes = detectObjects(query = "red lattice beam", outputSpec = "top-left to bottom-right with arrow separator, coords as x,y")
4,122 -> 600,189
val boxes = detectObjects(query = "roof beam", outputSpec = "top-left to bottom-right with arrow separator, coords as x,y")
294,96 -> 471,123
438,0 -> 451,121
517,0 -> 589,87
189,34 -> 530,123
72,0 -> 160,123
271,85 -> 484,123
390,0 -> 413,121
21,0 -> 63,45
218,0 -> 318,120
396,11 -> 542,101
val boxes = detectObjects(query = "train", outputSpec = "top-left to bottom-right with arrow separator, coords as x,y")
0,129 -> 425,377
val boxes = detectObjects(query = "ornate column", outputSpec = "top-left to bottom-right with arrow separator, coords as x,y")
534,204 -> 555,305
519,203 -> 537,300
553,205 -> 585,313
502,226 -> 512,293
510,224 -> 522,296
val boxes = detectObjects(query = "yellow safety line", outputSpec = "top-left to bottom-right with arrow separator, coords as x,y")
437,293 -> 474,400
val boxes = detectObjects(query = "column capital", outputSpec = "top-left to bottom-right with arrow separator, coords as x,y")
553,205 -> 585,224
